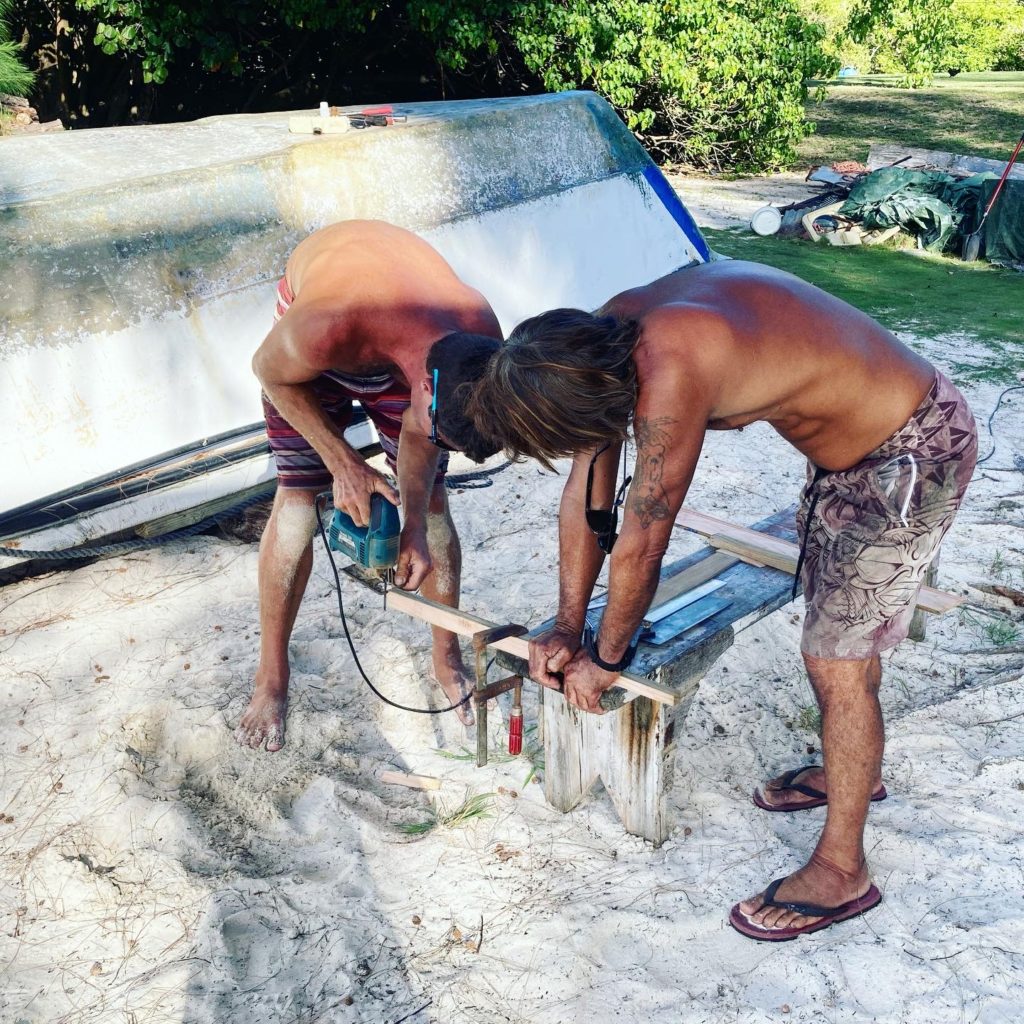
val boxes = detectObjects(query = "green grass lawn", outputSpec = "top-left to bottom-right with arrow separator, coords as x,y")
731,72 -> 1024,384
797,72 -> 1024,168
703,228 -> 1024,384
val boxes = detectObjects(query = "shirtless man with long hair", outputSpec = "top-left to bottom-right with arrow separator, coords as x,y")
466,259 -> 976,941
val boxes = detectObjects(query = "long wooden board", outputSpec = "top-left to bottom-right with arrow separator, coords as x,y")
385,589 -> 678,706
676,508 -> 962,615
709,534 -> 798,573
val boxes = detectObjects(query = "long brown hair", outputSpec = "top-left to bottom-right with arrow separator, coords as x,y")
464,308 -> 639,471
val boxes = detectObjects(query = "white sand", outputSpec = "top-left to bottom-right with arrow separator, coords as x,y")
3,197 -> 1023,1024
666,170 -> 822,230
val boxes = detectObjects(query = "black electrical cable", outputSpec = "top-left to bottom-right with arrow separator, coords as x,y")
977,384 -> 1024,466
315,495 -> 473,716
443,459 -> 512,490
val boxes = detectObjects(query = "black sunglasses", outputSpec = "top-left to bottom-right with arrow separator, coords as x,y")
585,443 -> 632,553
429,369 -> 457,452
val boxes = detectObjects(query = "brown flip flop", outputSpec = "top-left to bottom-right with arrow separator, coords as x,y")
729,879 -> 883,941
752,765 -> 887,812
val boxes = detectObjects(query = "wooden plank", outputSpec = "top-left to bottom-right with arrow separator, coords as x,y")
679,511 -> 963,615
709,534 -> 796,573
380,770 -> 441,791
384,589 -> 678,706
645,550 -> 740,611
679,508 -> 802,556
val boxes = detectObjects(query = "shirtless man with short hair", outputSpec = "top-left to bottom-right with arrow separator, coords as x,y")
467,259 -> 976,941
236,220 -> 502,751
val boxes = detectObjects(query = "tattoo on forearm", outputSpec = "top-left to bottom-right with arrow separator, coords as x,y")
630,415 -> 675,529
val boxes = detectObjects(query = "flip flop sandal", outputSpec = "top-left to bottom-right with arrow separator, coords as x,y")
729,879 -> 883,942
752,765 -> 888,812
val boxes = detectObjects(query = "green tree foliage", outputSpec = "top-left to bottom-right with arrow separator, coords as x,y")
849,0 -> 957,85
943,0 -> 1024,73
839,0 -> 1024,82
27,0 -> 836,172
75,0 -> 380,85
0,0 -> 33,96
795,0 -> 871,70
995,27 -> 1024,71
411,0 -> 837,171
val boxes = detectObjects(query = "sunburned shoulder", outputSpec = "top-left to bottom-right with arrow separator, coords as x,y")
628,304 -> 730,407
300,219 -> 412,250
290,220 -> 448,289
276,300 -> 354,360
635,302 -> 733,362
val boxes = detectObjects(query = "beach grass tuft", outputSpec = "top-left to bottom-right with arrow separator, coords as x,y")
398,792 -> 496,836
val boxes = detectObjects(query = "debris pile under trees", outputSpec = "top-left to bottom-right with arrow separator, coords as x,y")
751,144 -> 1024,269
0,93 -> 63,135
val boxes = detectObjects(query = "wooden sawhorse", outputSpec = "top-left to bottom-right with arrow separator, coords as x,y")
496,507 -> 800,846
380,506 -> 960,847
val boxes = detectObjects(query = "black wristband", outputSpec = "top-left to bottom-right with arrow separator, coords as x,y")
583,625 -> 637,673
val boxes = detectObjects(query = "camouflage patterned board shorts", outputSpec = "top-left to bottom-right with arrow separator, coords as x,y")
798,371 -> 977,660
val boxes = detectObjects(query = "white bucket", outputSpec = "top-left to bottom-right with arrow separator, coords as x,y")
750,205 -> 782,236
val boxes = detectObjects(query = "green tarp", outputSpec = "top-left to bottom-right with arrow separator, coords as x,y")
840,167 -> 993,253
982,178 -> 1024,267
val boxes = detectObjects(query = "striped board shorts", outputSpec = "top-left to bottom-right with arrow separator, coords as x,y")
262,277 -> 449,490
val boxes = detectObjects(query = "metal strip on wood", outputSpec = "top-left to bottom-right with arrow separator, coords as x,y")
642,578 -> 726,628
644,595 -> 731,646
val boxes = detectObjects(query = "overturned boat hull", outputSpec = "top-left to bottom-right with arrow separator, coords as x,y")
1,91 -> 709,578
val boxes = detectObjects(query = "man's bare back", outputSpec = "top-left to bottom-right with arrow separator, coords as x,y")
282,220 -> 498,379
239,221 -> 502,749
606,260 -> 935,471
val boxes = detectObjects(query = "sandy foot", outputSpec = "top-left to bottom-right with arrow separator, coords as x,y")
736,855 -> 875,936
234,688 -> 288,752
432,656 -> 475,727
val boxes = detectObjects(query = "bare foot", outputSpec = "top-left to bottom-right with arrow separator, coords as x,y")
432,652 -> 475,727
234,685 -> 288,752
733,853 -> 874,937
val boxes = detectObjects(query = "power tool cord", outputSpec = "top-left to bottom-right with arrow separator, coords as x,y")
976,384 -> 1024,467
443,459 -> 512,489
315,495 -> 474,716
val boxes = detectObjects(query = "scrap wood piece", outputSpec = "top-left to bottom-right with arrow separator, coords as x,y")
645,550 -> 742,613
708,532 -> 799,571
380,770 -> 441,791
385,589 -> 677,706
867,143 -> 1024,181
677,508 -> 962,615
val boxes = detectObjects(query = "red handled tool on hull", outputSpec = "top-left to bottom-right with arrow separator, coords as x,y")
347,105 -> 408,129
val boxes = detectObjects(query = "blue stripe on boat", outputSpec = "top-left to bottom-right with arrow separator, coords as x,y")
642,165 -> 711,262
